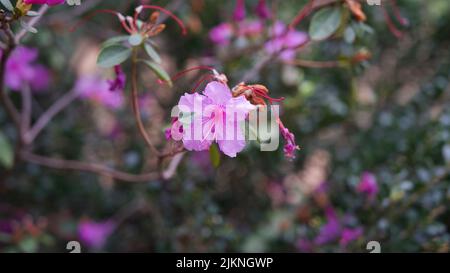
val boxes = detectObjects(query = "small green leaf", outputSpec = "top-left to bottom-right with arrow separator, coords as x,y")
26,11 -> 40,17
128,34 -> 143,46
0,132 -> 14,169
344,26 -> 356,44
0,0 -> 14,11
144,43 -> 162,64
141,60 -> 172,86
97,44 -> 131,68
101,35 -> 129,48
209,144 -> 221,168
20,20 -> 38,34
309,7 -> 342,41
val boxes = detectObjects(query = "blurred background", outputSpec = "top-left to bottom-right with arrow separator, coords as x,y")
0,0 -> 449,252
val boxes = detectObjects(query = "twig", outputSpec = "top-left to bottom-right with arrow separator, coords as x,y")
15,5 -> 49,44
162,152 -> 185,180
20,151 -> 159,183
131,49 -> 160,156
25,89 -> 80,143
284,59 -> 343,68
20,85 -> 32,139
0,27 -> 20,129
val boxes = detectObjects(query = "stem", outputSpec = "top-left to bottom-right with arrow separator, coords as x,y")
25,89 -> 79,143
20,151 -> 159,183
15,5 -> 49,44
130,49 -> 160,156
0,27 -> 20,128
284,59 -> 343,68
20,85 -> 32,140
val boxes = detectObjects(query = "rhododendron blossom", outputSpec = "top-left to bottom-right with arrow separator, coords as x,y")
170,81 -> 255,157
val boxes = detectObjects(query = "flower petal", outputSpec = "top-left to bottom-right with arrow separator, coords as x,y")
203,81 -> 232,106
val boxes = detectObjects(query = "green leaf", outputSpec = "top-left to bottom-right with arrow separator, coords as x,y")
0,132 -> 14,169
309,7 -> 342,41
209,144 -> 221,168
101,35 -> 130,48
128,34 -> 143,46
141,60 -> 172,86
97,44 -> 131,68
0,0 -> 14,11
26,11 -> 40,17
144,43 -> 162,64
20,20 -> 38,34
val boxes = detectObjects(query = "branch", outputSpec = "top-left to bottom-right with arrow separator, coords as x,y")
0,26 -> 20,128
20,151 -> 159,183
15,5 -> 49,44
25,89 -> 79,143
20,85 -> 32,140
284,59 -> 344,68
130,50 -> 160,156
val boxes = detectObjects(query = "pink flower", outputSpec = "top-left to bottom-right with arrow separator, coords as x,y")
232,0 -> 246,22
1,46 -> 51,92
265,21 -> 309,61
277,119 -> 299,159
75,75 -> 125,110
209,23 -> 234,45
24,0 -> 65,5
170,81 -> 255,157
78,220 -> 115,249
107,65 -> 126,92
255,0 -> 271,20
357,172 -> 379,199
340,227 -> 363,247
314,207 -> 341,245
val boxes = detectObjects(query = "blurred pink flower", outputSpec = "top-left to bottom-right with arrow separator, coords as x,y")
209,23 -> 234,45
75,75 -> 125,110
265,21 -> 309,61
170,81 -> 255,157
232,0 -> 246,22
314,207 -> 341,245
340,227 -> 363,247
277,119 -> 300,159
357,172 -> 379,199
78,220 -> 115,249
1,46 -> 51,92
255,0 -> 271,20
107,65 -> 126,92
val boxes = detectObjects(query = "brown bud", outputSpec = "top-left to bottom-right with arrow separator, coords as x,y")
149,11 -> 160,24
150,24 -> 166,36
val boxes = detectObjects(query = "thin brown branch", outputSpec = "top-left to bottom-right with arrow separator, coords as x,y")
20,85 -> 32,140
0,27 -> 20,129
284,59 -> 344,68
131,50 -> 160,156
20,151 -> 159,183
15,5 -> 49,44
25,89 -> 79,143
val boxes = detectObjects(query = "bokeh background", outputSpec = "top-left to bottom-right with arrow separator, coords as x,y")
1,0 -> 450,252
